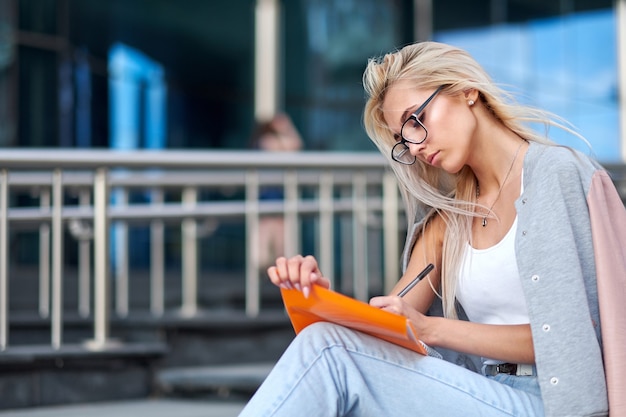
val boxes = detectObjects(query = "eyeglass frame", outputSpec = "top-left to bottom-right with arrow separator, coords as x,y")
391,85 -> 445,165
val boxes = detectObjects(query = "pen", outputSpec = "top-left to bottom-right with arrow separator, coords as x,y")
397,263 -> 434,297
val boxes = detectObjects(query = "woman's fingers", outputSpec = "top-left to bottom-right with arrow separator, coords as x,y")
286,256 -> 305,290
269,256 -> 293,289
266,265 -> 285,288
266,255 -> 328,297
369,295 -> 406,315
297,255 -> 319,288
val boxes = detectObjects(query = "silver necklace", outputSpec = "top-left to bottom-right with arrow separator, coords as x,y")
476,141 -> 524,227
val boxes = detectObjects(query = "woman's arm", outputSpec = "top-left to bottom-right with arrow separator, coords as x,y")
370,294 -> 535,363
387,213 -> 445,314
372,212 -> 535,364
425,317 -> 535,364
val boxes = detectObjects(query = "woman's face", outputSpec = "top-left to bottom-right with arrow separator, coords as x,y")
382,81 -> 477,174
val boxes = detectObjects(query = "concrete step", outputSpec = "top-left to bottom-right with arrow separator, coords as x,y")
0,341 -> 169,410
157,362 -> 274,398
0,398 -> 246,417
0,341 -> 168,365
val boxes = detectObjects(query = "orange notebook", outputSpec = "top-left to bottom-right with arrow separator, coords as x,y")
280,285 -> 427,355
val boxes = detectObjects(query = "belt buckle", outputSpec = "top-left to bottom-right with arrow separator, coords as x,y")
496,363 -> 517,375
484,363 -> 535,377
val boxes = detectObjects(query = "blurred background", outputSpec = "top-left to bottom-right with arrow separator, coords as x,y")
0,1 -> 623,415
0,0 -> 621,157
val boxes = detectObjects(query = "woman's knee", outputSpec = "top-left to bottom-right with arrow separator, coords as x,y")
294,322 -> 361,352
297,321 -> 347,340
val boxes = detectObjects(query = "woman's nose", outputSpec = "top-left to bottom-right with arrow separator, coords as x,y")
407,141 -> 425,157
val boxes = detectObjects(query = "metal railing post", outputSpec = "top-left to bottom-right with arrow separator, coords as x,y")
151,188 -> 165,317
245,170 -> 260,317
51,169 -> 64,349
181,186 -> 198,316
38,189 -> 51,318
318,172 -> 335,288
339,186 -> 353,294
352,172 -> 368,301
383,171 -> 400,294
78,188 -> 91,318
90,167 -> 111,348
114,189 -> 129,317
283,170 -> 299,256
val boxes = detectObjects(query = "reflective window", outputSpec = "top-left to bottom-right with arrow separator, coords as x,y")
2,0 -> 620,160
435,4 -> 617,162
284,0 -> 413,150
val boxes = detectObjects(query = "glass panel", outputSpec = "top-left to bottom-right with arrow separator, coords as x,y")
19,47 -> 58,147
434,2 -> 618,163
284,0 -> 413,151
70,0 -> 256,149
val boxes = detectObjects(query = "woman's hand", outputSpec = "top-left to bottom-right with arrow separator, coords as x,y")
369,295 -> 432,336
267,255 -> 331,298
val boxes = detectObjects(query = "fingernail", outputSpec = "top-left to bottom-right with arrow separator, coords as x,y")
279,283 -> 288,289
294,283 -> 302,291
303,286 -> 310,299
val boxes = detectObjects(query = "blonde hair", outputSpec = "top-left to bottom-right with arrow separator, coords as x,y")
363,41 -> 578,319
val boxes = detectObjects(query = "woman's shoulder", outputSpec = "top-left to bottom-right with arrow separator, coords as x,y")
526,141 -> 602,178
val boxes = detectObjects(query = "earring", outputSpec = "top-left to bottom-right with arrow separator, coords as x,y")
468,100 -> 475,106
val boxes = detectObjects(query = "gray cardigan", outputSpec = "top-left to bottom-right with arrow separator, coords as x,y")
402,142 -> 609,417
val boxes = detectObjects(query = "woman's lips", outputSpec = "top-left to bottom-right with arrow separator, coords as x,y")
427,151 -> 439,165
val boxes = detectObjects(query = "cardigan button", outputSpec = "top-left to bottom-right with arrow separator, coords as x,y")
531,275 -> 539,282
550,377 -> 559,385
542,324 -> 551,332
522,198 -> 528,204
522,231 -> 527,236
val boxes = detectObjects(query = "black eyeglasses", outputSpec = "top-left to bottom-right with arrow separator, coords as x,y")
391,85 -> 445,165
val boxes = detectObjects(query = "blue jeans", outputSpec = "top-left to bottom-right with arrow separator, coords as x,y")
238,322 -> 544,417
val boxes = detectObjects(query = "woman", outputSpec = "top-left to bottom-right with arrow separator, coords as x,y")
238,42 -> 626,417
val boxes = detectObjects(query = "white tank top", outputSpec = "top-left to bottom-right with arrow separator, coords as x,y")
456,217 -> 529,326
456,174 -> 529,327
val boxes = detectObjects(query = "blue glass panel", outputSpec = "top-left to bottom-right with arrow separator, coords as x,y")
435,9 -> 618,163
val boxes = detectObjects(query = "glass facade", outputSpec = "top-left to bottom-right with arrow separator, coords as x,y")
0,0 -> 621,161
436,8 -> 618,161
283,0 -> 413,151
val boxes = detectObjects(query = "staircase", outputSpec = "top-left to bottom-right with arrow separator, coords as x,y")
0,266 -> 294,416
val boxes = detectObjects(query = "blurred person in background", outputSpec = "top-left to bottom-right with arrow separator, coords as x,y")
250,113 -> 303,269
239,42 -> 625,417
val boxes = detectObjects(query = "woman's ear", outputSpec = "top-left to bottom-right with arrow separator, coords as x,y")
463,89 -> 479,106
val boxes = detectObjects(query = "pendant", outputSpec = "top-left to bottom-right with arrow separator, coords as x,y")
482,217 -> 487,227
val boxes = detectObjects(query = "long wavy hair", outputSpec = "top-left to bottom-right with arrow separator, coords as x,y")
362,41 -> 579,319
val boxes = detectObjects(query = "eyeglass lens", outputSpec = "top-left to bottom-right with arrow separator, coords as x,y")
392,118 -> 427,164
401,119 -> 427,144
392,142 -> 415,164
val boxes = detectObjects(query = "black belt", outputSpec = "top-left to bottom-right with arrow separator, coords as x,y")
483,363 -> 536,377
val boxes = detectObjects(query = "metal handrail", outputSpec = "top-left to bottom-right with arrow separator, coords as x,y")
0,149 -> 401,353
1,149 -> 624,354
0,149 -> 387,169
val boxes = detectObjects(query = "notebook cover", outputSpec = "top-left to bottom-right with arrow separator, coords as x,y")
280,285 -> 427,355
